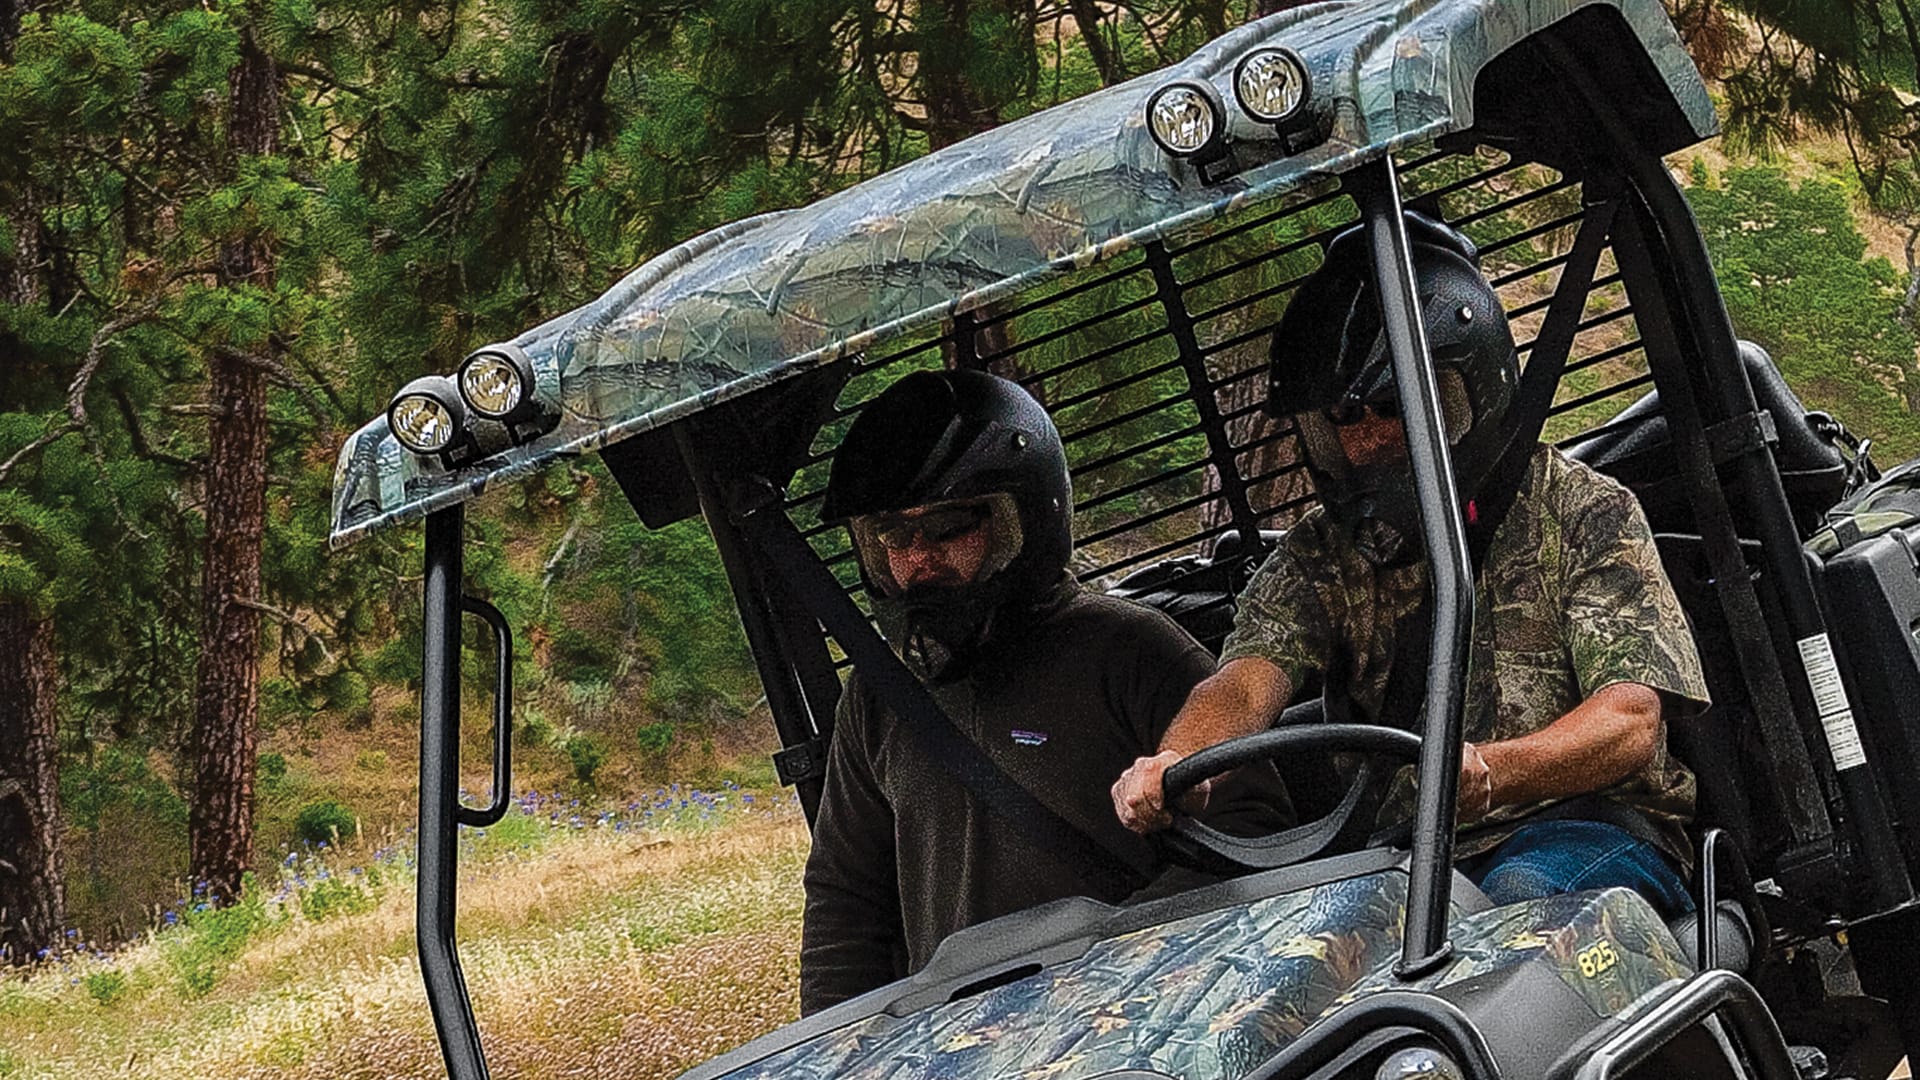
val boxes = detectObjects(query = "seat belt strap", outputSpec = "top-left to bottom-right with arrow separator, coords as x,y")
727,478 -> 1153,894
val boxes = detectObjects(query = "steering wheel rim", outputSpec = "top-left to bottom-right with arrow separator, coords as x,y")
1163,723 -> 1422,805
1157,722 -> 1422,875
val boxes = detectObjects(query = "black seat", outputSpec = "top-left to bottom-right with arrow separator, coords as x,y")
1670,899 -> 1755,973
1105,529 -> 1283,654
1564,340 -> 1849,537
1565,341 -> 1853,892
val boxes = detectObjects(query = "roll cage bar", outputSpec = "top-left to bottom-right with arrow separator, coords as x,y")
405,17 -> 1870,1080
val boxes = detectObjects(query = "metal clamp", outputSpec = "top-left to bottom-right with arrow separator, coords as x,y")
773,738 -> 830,787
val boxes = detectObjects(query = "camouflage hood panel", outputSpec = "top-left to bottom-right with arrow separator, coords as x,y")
686,871 -> 1693,1080
329,0 -> 1713,547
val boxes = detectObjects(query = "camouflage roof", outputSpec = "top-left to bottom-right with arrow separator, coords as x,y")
329,0 -> 1714,547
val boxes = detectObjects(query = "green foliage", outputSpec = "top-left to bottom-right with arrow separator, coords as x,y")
466,805 -> 554,854
519,707 -> 556,748
636,720 -> 674,758
564,733 -> 609,786
292,800 -> 358,846
60,745 -> 187,833
166,874 -> 274,998
550,626 -> 619,687
296,874 -> 376,923
257,751 -> 288,791
82,969 -> 127,1006
1687,164 -> 1920,460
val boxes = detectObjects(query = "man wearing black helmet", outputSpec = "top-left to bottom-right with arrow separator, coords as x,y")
1113,213 -> 1709,915
801,368 -> 1292,1014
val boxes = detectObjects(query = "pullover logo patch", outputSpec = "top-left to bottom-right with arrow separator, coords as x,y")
1010,729 -> 1049,747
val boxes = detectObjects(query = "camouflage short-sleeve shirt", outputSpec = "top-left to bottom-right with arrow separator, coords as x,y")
1220,445 -> 1710,861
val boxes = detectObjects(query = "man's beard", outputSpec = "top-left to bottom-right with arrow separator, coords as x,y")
873,577 -> 1013,683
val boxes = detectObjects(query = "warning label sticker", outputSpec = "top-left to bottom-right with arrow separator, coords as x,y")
1798,633 -> 1868,771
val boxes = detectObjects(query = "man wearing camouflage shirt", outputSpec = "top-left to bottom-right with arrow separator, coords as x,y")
1112,212 -> 1709,914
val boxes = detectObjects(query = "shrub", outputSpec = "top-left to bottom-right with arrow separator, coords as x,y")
564,734 -> 609,785
353,748 -> 388,772
636,720 -> 674,758
550,626 -> 618,686
257,752 -> 288,789
83,969 -> 127,1006
519,708 -> 556,748
294,800 -> 358,846
298,875 -> 376,923
167,875 -> 273,998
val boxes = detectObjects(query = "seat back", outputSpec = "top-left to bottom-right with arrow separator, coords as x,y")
1567,342 -> 1851,880
1566,341 -> 1848,537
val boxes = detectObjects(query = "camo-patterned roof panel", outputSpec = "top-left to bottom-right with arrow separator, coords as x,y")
690,873 -> 1692,1080
330,0 -> 1713,547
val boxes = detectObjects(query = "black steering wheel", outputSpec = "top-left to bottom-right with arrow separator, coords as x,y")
1156,713 -> 1422,875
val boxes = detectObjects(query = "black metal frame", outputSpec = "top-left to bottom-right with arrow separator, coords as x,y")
1553,39 -> 1913,916
404,27 -> 1920,1077
1563,970 -> 1797,1080
1353,158 -> 1474,978
419,506 -> 488,1080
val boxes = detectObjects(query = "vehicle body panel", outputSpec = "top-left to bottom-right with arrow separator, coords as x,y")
693,873 -> 1689,1080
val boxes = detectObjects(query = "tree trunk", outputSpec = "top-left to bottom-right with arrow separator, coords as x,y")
919,0 -> 1005,150
1066,0 -> 1124,86
2,185 -> 41,307
189,22 -> 278,902
1200,367 -> 1312,545
0,604 -> 64,965
0,0 -> 26,57
1,1 -> 40,308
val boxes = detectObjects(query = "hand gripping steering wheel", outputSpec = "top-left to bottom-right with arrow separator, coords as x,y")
1156,719 -> 1423,875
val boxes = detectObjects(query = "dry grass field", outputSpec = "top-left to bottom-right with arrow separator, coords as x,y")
0,794 -> 809,1080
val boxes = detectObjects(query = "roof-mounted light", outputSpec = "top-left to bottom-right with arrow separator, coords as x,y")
1145,80 -> 1228,162
457,343 -> 537,424
388,375 -> 468,457
1233,47 -> 1310,126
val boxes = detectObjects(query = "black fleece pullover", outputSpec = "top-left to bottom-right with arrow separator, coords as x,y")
798,584 -> 1294,1014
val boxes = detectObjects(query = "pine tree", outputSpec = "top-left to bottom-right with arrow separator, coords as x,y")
0,602 -> 61,964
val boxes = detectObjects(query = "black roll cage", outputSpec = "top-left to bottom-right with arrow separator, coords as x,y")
406,20 -> 1861,1080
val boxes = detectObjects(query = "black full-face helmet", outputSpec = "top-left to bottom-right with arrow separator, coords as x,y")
1267,211 -> 1519,556
822,369 -> 1073,681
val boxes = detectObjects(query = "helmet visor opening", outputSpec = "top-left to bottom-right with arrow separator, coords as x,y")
849,493 -> 1025,596
1295,369 -> 1474,482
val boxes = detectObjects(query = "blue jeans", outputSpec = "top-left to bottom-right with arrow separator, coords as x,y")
1459,819 -> 1694,916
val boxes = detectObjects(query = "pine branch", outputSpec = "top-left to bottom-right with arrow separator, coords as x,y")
233,598 -> 336,667
112,385 -> 199,471
277,60 -> 370,98
0,303 -> 161,486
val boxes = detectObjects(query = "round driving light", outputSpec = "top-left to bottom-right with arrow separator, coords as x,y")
1145,80 -> 1225,159
1234,47 -> 1309,124
456,343 -> 536,422
1375,1046 -> 1466,1080
460,354 -> 522,417
387,375 -> 467,456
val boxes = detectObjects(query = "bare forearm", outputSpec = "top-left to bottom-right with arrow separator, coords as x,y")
1476,682 -> 1660,810
1158,658 -> 1293,758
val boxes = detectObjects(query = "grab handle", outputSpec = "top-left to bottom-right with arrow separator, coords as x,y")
456,596 -> 512,828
